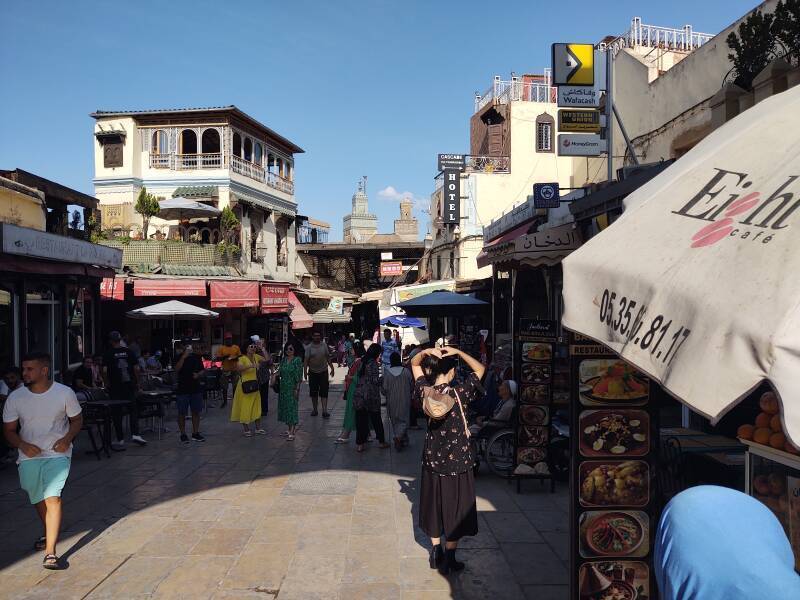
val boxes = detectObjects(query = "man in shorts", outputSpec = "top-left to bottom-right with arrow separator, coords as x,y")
304,331 -> 335,418
175,343 -> 206,444
3,352 -> 82,570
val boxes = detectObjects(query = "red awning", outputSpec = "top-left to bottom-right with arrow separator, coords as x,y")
209,281 -> 260,308
288,291 -> 314,329
134,279 -> 207,297
260,282 -> 290,314
100,277 -> 124,301
477,219 -> 536,268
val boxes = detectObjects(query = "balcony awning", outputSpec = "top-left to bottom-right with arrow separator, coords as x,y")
288,291 -> 314,329
172,186 -> 218,199
100,277 -> 124,301
478,223 -> 582,269
133,279 -> 207,297
260,282 -> 290,314
477,219 -> 536,268
209,281 -> 259,308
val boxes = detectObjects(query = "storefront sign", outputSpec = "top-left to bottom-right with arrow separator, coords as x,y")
552,43 -> 594,86
442,169 -> 461,224
437,153 -> 465,171
380,252 -> 394,261
260,283 -> 289,314
1,223 -> 122,269
100,277 -> 124,301
519,319 -> 557,338
484,223 -> 582,267
327,296 -> 344,315
380,261 -> 404,277
559,109 -> 601,133
533,183 -> 561,209
558,134 -> 607,156
557,86 -> 601,108
392,280 -> 455,304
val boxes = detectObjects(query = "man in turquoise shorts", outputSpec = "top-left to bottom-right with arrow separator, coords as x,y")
3,352 -> 82,570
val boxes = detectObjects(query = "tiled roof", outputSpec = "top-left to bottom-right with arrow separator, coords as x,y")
92,106 -> 235,115
161,264 -> 240,277
172,186 -> 218,198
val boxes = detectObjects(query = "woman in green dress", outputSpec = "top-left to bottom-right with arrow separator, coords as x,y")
275,343 -> 303,440
335,341 -> 364,444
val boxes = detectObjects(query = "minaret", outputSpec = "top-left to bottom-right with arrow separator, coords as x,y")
343,176 -> 377,242
394,197 -> 419,241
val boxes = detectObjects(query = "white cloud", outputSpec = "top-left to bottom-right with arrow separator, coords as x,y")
377,185 -> 428,212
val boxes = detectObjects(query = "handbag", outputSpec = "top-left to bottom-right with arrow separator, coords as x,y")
271,373 -> 281,394
241,379 -> 259,394
422,386 -> 470,438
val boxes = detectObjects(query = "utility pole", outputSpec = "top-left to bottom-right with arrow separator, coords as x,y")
606,47 -> 614,183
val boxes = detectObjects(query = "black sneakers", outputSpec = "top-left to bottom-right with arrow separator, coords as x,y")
180,434 -> 190,444
192,433 -> 206,442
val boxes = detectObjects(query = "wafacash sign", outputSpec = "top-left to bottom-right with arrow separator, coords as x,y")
672,168 -> 800,248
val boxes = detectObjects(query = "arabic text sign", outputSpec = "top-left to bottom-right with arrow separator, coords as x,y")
559,109 -> 600,133
380,261 -> 404,277
534,183 -> 561,209
558,134 -> 607,157
557,86 -> 601,108
438,154 -> 465,171
552,43 -> 594,86
1,222 -> 123,269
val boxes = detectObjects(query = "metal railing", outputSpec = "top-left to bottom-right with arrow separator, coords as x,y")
296,224 -> 329,244
464,155 -> 510,173
603,17 -> 713,55
475,77 -> 556,112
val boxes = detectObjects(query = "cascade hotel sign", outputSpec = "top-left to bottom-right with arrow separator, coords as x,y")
438,154 -> 465,225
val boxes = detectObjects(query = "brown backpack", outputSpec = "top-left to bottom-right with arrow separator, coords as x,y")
421,385 -> 470,437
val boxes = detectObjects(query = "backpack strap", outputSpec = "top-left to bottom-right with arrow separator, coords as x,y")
452,388 -> 471,439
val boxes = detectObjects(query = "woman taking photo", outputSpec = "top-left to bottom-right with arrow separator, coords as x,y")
230,342 -> 266,437
411,347 -> 485,574
353,343 -> 389,452
275,343 -> 303,440
335,341 -> 364,444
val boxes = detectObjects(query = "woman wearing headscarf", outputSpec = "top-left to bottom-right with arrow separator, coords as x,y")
335,341 -> 364,444
382,351 -> 414,451
411,347 -> 485,574
353,343 -> 389,452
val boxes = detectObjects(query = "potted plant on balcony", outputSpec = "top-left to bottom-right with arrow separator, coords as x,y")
135,187 -> 160,240
216,205 -> 241,265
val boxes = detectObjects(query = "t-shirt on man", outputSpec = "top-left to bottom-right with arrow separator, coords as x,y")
2,382 -> 83,463
305,342 -> 330,374
104,346 -> 137,398
177,354 -> 204,395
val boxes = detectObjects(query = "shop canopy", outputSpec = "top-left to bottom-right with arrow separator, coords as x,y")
477,222 -> 582,269
209,281 -> 259,308
100,277 -> 124,301
287,291 -> 314,330
561,84 -> 800,447
158,197 -> 221,220
260,282 -> 290,314
396,290 -> 488,318
381,315 -> 426,329
133,279 -> 206,297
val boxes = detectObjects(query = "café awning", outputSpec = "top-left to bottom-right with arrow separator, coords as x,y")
561,84 -> 800,447
100,277 -> 124,301
133,279 -> 206,297
477,222 -> 581,269
288,291 -> 314,329
209,281 -> 259,308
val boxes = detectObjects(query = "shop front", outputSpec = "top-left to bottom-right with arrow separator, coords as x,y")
0,222 -> 122,380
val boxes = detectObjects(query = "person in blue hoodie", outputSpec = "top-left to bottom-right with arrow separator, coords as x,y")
654,485 -> 800,600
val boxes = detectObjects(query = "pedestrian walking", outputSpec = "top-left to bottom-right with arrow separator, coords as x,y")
335,341 -> 364,444
380,328 -> 398,369
336,334 -> 346,367
251,335 -> 273,415
344,333 -> 355,367
2,352 -> 82,570
230,342 -> 265,437
411,346 -> 485,574
276,343 -> 303,440
103,331 -> 147,450
175,343 -> 206,444
353,344 -> 389,453
303,331 -> 335,418
382,351 -> 413,451
215,332 -> 241,408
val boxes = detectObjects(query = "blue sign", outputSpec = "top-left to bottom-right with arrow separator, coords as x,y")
533,183 -> 560,209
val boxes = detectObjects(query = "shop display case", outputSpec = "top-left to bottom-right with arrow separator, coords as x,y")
744,440 -> 800,570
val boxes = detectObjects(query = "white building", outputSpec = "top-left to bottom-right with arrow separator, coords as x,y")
91,106 -> 303,282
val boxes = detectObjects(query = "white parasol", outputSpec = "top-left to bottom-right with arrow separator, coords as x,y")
562,84 -> 800,446
127,300 -> 219,359
158,197 -> 221,220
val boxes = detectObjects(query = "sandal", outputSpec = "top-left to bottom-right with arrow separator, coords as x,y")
43,554 -> 65,570
356,444 -> 365,453
243,431 -> 254,438
34,536 -> 46,551
255,429 -> 267,435
287,434 -> 295,441
334,437 -> 349,444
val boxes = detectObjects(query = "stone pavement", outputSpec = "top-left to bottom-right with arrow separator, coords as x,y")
0,367 -> 568,599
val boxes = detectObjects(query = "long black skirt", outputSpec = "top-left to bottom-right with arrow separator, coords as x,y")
419,467 -> 478,541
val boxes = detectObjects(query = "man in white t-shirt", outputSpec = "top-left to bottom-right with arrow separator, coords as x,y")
2,352 -> 82,570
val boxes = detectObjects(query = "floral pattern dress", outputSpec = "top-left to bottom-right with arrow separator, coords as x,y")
277,357 -> 303,426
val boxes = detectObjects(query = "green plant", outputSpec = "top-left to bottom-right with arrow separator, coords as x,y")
726,9 -> 777,89
219,205 -> 240,244
134,187 -> 160,240
87,213 -> 107,243
216,240 -> 241,255
774,0 -> 800,61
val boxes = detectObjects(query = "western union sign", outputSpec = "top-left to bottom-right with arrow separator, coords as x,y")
558,109 -> 600,133
551,43 -> 594,86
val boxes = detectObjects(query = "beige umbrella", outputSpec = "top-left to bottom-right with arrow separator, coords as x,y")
562,84 -> 800,446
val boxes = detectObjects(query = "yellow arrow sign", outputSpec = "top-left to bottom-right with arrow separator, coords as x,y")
552,43 -> 594,86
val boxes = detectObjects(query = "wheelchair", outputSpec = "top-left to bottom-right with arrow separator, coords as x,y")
471,418 -> 516,478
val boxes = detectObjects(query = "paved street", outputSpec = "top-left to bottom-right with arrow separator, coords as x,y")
0,368 -> 568,600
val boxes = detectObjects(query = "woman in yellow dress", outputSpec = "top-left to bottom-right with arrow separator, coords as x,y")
230,342 -> 266,436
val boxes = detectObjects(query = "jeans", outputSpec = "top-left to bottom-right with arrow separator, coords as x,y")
356,409 -> 385,445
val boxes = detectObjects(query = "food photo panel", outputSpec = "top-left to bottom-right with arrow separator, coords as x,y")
579,359 -> 649,406
578,561 -> 650,600
521,384 -> 550,405
579,460 -> 650,508
521,362 -> 552,384
517,446 -> 547,467
520,405 -> 549,426
580,410 -> 650,457
579,510 -> 650,559
518,425 -> 548,447
521,342 -> 553,362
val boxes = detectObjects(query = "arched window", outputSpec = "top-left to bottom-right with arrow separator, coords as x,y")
267,153 -> 276,174
535,113 -> 554,153
254,142 -> 263,165
180,129 -> 197,154
244,138 -> 253,162
201,129 -> 220,154
232,132 -> 242,157
151,130 -> 168,154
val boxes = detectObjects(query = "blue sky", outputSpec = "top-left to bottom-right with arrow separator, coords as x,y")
0,0 -> 758,240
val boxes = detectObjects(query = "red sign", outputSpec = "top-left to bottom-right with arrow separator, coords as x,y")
209,281 -> 259,308
134,279 -> 206,297
100,277 -> 124,301
260,283 -> 290,314
380,261 -> 404,277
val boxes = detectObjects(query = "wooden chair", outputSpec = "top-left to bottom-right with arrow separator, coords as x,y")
657,436 -> 688,512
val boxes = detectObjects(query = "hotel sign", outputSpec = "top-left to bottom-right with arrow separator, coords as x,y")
0,223 -> 122,269
437,154 -> 466,171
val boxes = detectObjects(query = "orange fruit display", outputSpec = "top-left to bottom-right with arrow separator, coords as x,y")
753,427 -> 772,445
755,412 -> 771,428
737,424 -> 755,440
759,392 -> 780,415
770,414 -> 782,433
784,441 -> 800,455
770,432 -> 786,449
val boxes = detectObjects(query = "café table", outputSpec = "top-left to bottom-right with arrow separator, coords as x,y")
137,388 -> 175,438
660,428 -> 745,454
81,398 -> 133,455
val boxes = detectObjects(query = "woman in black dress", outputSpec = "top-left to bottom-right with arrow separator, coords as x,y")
410,347 -> 485,574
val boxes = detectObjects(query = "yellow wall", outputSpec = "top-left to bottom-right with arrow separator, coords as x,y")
0,184 -> 46,230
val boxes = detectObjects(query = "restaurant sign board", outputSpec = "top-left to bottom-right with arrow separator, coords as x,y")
1,223 -> 122,269
380,261 -> 404,277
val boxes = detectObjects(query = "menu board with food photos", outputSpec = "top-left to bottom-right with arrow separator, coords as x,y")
570,333 -> 658,600
513,321 -> 557,489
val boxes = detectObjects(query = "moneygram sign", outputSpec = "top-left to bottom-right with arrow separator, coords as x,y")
558,134 -> 607,157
